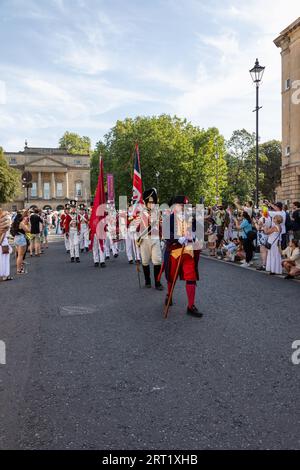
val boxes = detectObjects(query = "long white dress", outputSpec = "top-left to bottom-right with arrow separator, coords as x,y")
266,227 -> 282,274
0,231 -> 12,278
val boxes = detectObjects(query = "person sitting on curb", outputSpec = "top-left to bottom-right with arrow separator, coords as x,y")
282,239 -> 300,280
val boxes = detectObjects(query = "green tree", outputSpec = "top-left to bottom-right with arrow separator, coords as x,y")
91,115 -> 227,205
59,132 -> 91,155
0,147 -> 21,203
259,140 -> 281,201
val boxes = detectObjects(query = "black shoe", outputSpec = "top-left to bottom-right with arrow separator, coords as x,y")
186,305 -> 203,318
165,295 -> 173,306
85,247 -> 89,253
105,256 -> 110,260
135,260 -> 141,265
67,250 -> 70,254
155,283 -> 164,291
100,262 -> 106,268
76,257 -> 80,263
256,266 -> 264,271
284,274 -> 294,279
94,262 -> 99,267
81,249 -> 84,253
129,260 -> 134,264
71,257 -> 75,263
114,253 -> 119,258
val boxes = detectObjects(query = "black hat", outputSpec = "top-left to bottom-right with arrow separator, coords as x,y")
79,203 -> 86,210
143,188 -> 158,205
169,195 -> 189,206
69,200 -> 77,207
64,203 -> 71,210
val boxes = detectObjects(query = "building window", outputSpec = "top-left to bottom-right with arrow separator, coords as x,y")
74,159 -> 81,166
31,182 -> 37,197
285,79 -> 291,90
9,157 -> 17,165
75,182 -> 82,197
44,182 -> 50,200
56,182 -> 63,197
285,146 -> 290,156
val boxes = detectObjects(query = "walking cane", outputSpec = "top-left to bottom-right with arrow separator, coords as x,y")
164,245 -> 185,319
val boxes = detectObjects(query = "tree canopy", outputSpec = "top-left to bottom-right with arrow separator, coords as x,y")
0,147 -> 21,203
59,132 -> 91,155
91,115 -> 227,205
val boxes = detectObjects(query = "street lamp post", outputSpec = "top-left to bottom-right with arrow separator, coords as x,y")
249,58 -> 265,208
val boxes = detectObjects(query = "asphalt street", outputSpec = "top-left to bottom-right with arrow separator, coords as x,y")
0,239 -> 300,450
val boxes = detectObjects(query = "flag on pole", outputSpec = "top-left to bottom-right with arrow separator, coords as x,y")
107,173 -> 115,204
132,143 -> 143,213
89,156 -> 106,251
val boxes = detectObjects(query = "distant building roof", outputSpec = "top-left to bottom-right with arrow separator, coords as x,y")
4,146 -> 89,157
274,17 -> 300,47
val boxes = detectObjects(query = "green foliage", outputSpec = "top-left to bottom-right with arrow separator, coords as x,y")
59,131 -> 91,155
0,147 -> 21,203
91,115 -> 227,205
222,129 -> 281,204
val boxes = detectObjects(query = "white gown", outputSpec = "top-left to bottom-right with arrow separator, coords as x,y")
266,228 -> 282,274
0,231 -> 12,277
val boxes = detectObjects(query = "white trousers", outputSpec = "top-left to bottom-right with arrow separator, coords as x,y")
80,224 -> 90,249
125,233 -> 141,261
64,233 -> 70,251
69,229 -> 79,258
92,235 -> 105,263
105,234 -> 118,257
140,238 -> 162,266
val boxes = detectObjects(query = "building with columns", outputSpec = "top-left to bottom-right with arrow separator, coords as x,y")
3,144 -> 91,211
274,17 -> 300,203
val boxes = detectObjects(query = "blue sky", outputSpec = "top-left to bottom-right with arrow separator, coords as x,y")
0,0 -> 298,151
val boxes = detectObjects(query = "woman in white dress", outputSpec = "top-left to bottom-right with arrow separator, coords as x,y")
0,229 -> 13,281
264,215 -> 283,275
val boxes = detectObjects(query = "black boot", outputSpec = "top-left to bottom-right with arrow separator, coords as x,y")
76,257 -> 80,263
100,262 -> 106,268
85,247 -> 89,253
71,257 -> 75,263
142,265 -> 151,288
94,262 -> 99,267
154,265 -> 164,290
186,305 -> 203,318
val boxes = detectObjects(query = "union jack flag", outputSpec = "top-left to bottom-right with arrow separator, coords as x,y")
132,143 -> 143,213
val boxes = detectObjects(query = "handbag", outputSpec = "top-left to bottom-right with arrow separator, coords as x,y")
264,231 -> 280,250
1,245 -> 9,254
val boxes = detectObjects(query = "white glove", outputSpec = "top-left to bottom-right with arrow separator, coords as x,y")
178,236 -> 187,246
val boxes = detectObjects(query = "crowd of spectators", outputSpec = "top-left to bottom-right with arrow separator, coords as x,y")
204,200 -> 300,279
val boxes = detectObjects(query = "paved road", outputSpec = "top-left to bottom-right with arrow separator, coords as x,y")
0,239 -> 300,450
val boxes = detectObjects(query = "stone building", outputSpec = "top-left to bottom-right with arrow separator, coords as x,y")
274,17 -> 300,203
3,143 -> 91,211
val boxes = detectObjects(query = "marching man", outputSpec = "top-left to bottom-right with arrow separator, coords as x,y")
137,188 -> 163,290
64,201 -> 81,263
60,203 -> 71,253
164,195 -> 202,318
78,204 -> 90,253
126,200 -> 141,264
92,232 -> 106,268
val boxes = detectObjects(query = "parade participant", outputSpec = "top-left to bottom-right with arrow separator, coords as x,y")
92,233 -> 106,268
105,207 -> 119,259
60,204 -> 71,253
126,201 -> 141,264
137,188 -> 163,290
164,195 -> 202,318
78,204 -> 90,253
64,201 -> 80,263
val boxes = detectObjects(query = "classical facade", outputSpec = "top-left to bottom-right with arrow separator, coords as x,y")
3,144 -> 91,211
274,17 -> 300,203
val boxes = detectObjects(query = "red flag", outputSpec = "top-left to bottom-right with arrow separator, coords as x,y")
89,156 -> 106,251
132,143 -> 143,214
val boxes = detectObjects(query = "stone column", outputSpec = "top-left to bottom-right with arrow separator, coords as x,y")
38,172 -> 43,198
65,172 -> 69,199
51,172 -> 56,199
